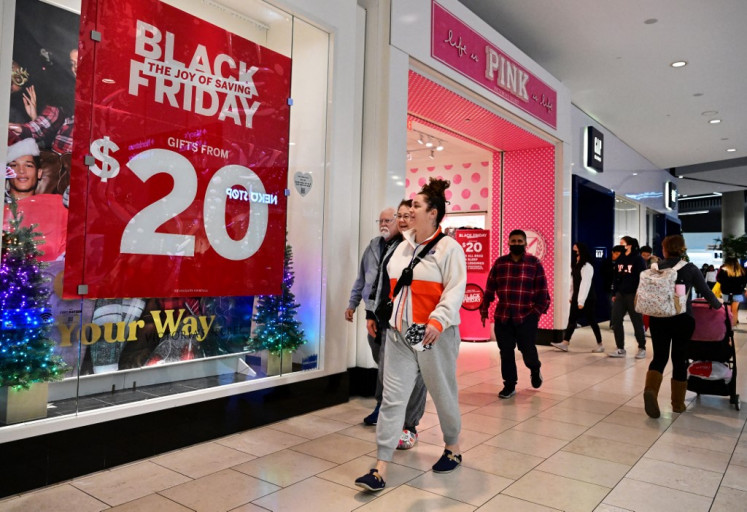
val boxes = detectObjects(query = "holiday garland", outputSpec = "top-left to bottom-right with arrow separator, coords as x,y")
1,199 -> 68,389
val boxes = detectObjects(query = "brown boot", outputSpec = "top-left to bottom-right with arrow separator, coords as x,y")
671,379 -> 688,413
643,370 -> 663,418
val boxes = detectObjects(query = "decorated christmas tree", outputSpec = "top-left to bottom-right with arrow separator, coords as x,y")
251,244 -> 305,356
0,200 -> 68,389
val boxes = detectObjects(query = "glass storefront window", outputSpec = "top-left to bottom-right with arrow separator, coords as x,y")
1,0 -> 329,427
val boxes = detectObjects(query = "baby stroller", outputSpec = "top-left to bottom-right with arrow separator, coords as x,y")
687,300 -> 739,410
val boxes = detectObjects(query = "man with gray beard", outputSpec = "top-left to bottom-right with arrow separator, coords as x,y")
346,207 -> 399,425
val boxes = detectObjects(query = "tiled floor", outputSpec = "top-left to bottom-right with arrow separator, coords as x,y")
2,316 -> 747,512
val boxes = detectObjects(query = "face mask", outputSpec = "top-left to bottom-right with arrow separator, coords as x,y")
572,251 -> 578,259
509,244 -> 525,256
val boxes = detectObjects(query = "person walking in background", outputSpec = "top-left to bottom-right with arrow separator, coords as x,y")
717,257 -> 747,327
705,265 -> 718,289
609,236 -> 647,358
552,242 -> 603,353
643,235 -> 721,418
345,207 -> 398,426
366,199 -> 427,450
640,245 -> 659,269
480,229 -> 550,399
355,178 -> 466,492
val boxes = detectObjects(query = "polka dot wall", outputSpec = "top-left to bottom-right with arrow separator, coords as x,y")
502,146 -> 557,329
406,159 -> 491,213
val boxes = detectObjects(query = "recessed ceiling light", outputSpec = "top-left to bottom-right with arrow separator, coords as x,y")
693,93 -> 704,97
632,172 -> 638,176
644,18 -> 658,24
709,119 -> 721,124
670,61 -> 687,68
726,148 -> 737,152
721,138 -> 729,141
701,110 -> 718,116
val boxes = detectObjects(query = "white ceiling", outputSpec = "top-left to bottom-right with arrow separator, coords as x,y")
406,122 -> 491,165
457,0 -> 747,197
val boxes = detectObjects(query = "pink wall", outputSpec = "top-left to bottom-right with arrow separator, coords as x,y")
501,146 -> 557,329
406,158 -> 492,213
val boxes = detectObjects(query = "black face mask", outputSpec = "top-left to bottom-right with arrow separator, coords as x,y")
572,251 -> 578,260
509,244 -> 526,256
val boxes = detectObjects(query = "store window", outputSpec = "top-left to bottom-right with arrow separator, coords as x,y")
1,0 -> 329,426
613,196 -> 640,244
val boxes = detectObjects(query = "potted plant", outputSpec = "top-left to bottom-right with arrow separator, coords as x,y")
0,200 -> 68,424
717,234 -> 747,259
250,244 -> 306,375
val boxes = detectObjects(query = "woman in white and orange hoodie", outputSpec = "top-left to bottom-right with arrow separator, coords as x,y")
355,178 -> 467,492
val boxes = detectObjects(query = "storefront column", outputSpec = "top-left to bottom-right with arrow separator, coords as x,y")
722,191 -> 746,238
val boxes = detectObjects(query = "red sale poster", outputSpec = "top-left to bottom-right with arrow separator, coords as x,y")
63,0 -> 291,298
455,229 -> 491,341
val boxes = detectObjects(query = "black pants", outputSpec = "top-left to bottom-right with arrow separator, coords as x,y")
564,300 -> 602,344
648,314 -> 695,381
494,315 -> 541,387
610,292 -> 646,350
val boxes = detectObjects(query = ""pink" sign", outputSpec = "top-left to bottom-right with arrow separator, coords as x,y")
431,1 -> 557,129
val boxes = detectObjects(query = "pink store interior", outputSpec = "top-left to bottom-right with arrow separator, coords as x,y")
406,71 -> 558,328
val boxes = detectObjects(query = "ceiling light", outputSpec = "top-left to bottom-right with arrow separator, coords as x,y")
701,110 -> 718,116
670,61 -> 687,68
727,148 -> 737,152
436,140 -> 444,151
644,18 -> 658,24
417,133 -> 424,145
709,119 -> 721,124
428,150 -> 435,160
425,136 -> 433,148
632,172 -> 638,176
678,210 -> 709,216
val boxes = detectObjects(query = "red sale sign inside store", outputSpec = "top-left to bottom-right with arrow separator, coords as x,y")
454,230 -> 489,273
63,0 -> 291,298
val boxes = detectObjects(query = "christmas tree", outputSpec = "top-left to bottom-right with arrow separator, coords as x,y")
251,244 -> 305,356
0,199 -> 68,389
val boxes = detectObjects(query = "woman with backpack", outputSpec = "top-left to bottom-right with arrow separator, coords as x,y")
717,257 -> 747,326
552,242 -> 603,353
642,234 -> 721,418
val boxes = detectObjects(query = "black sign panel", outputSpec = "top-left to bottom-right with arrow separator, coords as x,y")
585,126 -> 604,173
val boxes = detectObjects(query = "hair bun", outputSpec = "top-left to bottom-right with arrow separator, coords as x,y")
423,177 -> 450,198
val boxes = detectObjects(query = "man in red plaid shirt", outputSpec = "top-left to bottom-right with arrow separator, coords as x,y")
480,229 -> 550,399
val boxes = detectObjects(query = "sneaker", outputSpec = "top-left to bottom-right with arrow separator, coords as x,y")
530,369 -> 543,389
550,341 -> 569,352
498,386 -> 516,399
608,349 -> 626,358
432,449 -> 462,473
397,429 -> 418,450
355,469 -> 386,492
363,403 -> 380,426
635,348 -> 646,359
592,344 -> 605,353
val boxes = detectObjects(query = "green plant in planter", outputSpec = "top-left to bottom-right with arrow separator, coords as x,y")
0,200 -> 69,389
716,234 -> 747,259
250,244 -> 306,356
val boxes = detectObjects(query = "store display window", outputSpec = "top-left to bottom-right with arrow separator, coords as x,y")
1,0 -> 329,426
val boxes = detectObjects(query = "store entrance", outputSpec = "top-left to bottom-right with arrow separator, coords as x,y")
406,70 -> 558,339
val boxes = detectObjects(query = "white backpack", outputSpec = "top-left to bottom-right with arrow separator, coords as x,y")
634,261 -> 688,317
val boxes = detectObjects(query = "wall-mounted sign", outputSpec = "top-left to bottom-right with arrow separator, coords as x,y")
665,181 -> 678,210
431,1 -> 557,130
584,126 -> 604,173
64,0 -> 292,298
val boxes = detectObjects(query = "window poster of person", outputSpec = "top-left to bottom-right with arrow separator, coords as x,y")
3,0 -> 266,381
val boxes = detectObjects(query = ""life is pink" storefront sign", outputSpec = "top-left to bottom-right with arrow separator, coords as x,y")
431,1 -> 557,129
